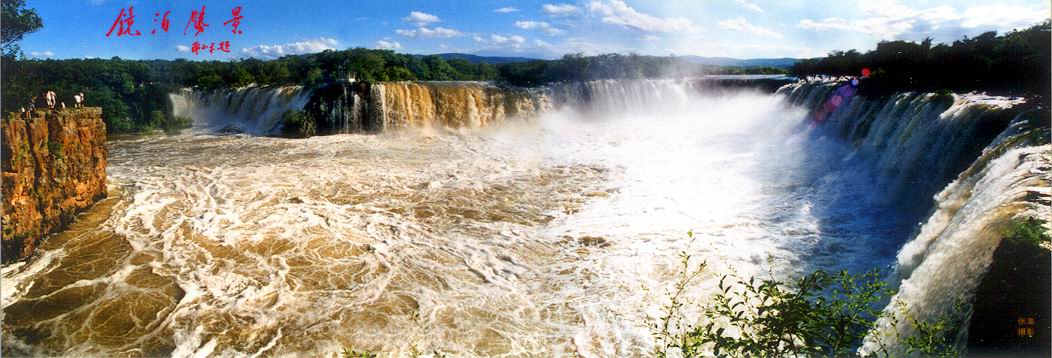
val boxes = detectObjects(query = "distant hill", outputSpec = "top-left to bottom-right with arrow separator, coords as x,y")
679,56 -> 798,69
428,53 -> 541,65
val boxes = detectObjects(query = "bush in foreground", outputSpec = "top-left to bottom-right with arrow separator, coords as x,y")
654,232 -> 962,357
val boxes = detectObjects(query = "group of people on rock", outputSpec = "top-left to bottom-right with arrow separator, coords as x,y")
19,91 -> 85,116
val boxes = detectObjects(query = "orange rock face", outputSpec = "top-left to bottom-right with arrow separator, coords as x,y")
2,108 -> 107,263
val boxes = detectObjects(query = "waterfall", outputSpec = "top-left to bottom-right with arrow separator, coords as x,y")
171,77 -> 793,136
544,76 -> 795,115
169,85 -> 309,135
780,80 -> 1050,354
368,81 -> 547,131
863,112 -> 1050,355
354,78 -> 790,131
11,76 -> 1047,356
302,81 -> 547,134
778,81 -> 1026,210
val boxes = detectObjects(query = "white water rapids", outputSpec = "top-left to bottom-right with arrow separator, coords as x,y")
2,80 -> 1045,357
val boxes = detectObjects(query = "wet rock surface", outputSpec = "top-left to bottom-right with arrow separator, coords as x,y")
1,108 -> 107,263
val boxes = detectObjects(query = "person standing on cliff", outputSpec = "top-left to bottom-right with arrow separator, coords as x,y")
74,92 -> 84,108
45,90 -> 56,109
28,96 -> 37,113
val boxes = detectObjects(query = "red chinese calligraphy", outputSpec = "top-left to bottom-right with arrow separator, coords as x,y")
189,41 -> 230,55
106,6 -> 142,37
183,6 -> 209,37
223,6 -> 244,34
152,11 -> 171,35
190,41 -> 213,54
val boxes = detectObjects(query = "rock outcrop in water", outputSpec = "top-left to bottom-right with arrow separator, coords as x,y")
1,108 -> 108,263
305,81 -> 376,134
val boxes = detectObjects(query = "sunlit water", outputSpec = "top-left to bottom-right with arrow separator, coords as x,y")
2,91 -> 916,357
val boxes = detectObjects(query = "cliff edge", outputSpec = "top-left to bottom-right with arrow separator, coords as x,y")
1,108 -> 107,263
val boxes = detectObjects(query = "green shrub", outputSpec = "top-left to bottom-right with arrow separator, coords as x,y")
149,110 -> 166,129
146,110 -> 193,133
932,89 -> 955,106
342,349 -> 376,358
163,116 -> 192,133
654,233 -> 963,357
892,300 -> 965,357
47,140 -> 63,161
281,109 -> 316,138
1004,217 -> 1050,247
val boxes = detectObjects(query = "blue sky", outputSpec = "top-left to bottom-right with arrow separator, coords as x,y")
18,0 -> 1051,60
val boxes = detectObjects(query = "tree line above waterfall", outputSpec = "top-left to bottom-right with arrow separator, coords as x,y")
791,20 -> 1051,100
1,49 -> 784,133
2,0 -> 1048,133
1,0 -> 787,133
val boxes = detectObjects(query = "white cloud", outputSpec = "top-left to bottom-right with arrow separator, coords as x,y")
958,4 -> 1048,29
29,50 -> 54,58
375,40 -> 402,50
494,7 -> 519,13
491,34 -> 527,46
718,17 -> 783,39
798,1 -> 1049,41
671,38 -> 821,58
175,45 -> 191,53
534,39 -> 553,48
474,34 -> 530,50
515,20 -> 566,36
733,0 -> 763,13
541,37 -> 633,56
403,11 -> 440,26
640,35 -> 660,41
396,26 -> 464,38
542,3 -> 580,16
587,0 -> 698,33
240,37 -> 338,59
798,18 -> 853,32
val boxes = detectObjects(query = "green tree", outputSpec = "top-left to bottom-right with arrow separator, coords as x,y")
384,66 -> 415,81
280,109 -> 315,138
348,48 -> 386,81
85,86 -> 133,132
422,55 -> 457,80
1,0 -> 43,57
226,64 -> 255,87
302,68 -> 324,88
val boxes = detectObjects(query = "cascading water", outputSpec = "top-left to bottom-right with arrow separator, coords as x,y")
369,81 -> 547,131
2,77 -> 1047,357
169,86 -> 309,135
178,78 -> 791,137
778,81 -> 1025,210
543,76 -> 792,115
861,112 -> 1050,355
779,81 -> 1050,355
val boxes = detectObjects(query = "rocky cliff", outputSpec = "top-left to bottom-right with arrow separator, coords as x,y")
1,108 -> 107,263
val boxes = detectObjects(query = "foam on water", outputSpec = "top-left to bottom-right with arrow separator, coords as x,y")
2,80 -> 1039,357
